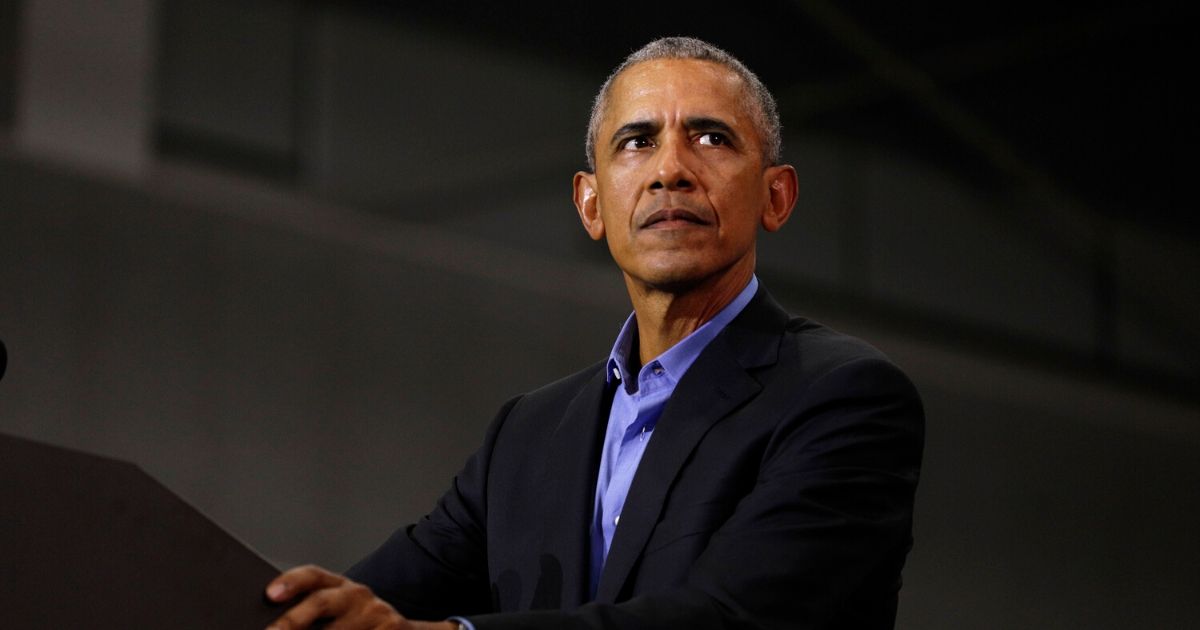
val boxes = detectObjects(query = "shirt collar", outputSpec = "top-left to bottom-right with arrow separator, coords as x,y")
606,275 -> 759,390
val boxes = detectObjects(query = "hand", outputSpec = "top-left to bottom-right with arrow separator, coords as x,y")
264,564 -> 433,630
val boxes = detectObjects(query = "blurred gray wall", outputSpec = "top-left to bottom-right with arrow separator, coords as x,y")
1,1 -> 1197,627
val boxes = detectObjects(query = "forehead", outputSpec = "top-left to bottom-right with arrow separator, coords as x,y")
602,59 -> 752,129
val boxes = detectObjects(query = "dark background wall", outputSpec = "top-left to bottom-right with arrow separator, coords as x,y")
1,1 -> 1196,627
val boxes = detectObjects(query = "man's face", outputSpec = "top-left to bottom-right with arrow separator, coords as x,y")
574,59 -> 795,294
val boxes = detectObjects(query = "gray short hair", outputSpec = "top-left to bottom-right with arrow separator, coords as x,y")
585,37 -> 782,172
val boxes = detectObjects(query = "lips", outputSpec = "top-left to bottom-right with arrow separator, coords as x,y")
641,208 -> 712,228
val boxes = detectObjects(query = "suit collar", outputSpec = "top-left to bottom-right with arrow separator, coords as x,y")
594,286 -> 789,602
537,366 -> 612,609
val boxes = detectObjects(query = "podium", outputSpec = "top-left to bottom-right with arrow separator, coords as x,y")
0,432 -> 283,627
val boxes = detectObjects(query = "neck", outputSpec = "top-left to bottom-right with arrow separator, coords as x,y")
625,265 -> 754,366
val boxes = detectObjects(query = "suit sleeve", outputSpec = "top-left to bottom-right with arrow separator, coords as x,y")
345,396 -> 523,620
468,356 -> 924,630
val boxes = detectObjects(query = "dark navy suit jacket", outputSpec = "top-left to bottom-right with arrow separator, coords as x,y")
347,288 -> 924,629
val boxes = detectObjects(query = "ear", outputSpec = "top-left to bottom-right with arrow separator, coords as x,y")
573,171 -> 605,241
761,164 -> 798,232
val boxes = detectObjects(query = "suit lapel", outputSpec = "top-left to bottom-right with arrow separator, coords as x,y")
594,289 -> 788,602
537,367 -> 612,609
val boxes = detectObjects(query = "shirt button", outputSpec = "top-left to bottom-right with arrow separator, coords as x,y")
652,365 -> 664,375
614,515 -> 621,526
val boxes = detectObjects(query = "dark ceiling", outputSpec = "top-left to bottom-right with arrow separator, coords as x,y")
351,0 -> 1191,238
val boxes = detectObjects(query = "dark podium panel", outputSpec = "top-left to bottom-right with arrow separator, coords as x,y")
0,432 -> 282,628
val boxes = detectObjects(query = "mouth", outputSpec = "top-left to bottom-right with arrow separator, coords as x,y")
641,208 -> 712,229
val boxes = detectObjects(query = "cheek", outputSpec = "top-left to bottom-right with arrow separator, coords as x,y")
610,170 -> 644,200
712,175 -> 767,224
598,179 -> 643,232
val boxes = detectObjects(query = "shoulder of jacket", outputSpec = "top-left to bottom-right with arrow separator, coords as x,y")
514,360 -> 606,404
778,316 -> 898,374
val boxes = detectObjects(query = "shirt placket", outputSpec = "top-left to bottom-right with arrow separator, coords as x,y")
600,364 -> 668,553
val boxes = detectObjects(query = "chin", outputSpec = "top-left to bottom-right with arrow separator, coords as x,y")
634,263 -> 713,293
625,251 -> 752,295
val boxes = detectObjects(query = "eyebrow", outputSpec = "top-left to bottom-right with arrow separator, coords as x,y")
684,117 -> 739,142
608,117 -> 741,150
609,120 -> 659,149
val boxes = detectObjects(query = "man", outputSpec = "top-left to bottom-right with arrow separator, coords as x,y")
265,37 -> 924,630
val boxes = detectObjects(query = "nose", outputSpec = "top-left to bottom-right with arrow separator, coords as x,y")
649,136 -> 696,192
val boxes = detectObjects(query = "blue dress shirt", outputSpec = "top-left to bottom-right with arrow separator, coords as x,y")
588,275 -> 759,597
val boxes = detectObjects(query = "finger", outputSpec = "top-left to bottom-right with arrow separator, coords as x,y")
266,585 -> 347,630
266,564 -> 344,603
323,584 -> 402,630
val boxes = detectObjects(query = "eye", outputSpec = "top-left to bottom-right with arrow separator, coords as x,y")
620,136 -> 654,151
697,132 -> 730,147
